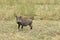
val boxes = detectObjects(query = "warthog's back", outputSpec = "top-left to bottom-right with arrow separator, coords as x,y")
21,18 -> 32,26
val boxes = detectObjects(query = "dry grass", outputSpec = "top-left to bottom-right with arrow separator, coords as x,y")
0,20 -> 60,40
0,0 -> 60,20
0,0 -> 60,40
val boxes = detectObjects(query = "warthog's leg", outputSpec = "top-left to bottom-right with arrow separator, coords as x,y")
21,25 -> 23,29
29,24 -> 32,29
18,24 -> 20,29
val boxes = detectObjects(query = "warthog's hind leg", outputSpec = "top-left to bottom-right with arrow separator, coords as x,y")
29,24 -> 32,29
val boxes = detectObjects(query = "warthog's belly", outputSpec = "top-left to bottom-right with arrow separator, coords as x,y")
21,23 -> 29,26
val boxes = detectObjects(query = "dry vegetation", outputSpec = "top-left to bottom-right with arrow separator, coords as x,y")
0,20 -> 60,40
0,0 -> 60,40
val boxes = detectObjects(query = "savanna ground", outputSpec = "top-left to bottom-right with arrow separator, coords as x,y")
0,20 -> 60,40
0,0 -> 60,40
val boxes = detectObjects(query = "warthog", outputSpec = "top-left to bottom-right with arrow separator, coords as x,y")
16,16 -> 33,29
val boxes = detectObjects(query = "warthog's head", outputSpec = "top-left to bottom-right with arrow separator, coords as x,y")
16,16 -> 22,23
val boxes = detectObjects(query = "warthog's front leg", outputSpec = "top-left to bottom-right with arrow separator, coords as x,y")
21,25 -> 23,29
18,24 -> 20,29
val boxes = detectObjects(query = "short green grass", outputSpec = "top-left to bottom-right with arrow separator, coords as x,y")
0,20 -> 60,40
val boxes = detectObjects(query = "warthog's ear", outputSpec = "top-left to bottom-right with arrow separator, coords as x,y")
15,16 -> 17,17
15,16 -> 17,18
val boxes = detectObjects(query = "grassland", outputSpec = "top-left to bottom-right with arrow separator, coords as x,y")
0,0 -> 60,20
0,0 -> 60,40
0,20 -> 60,40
